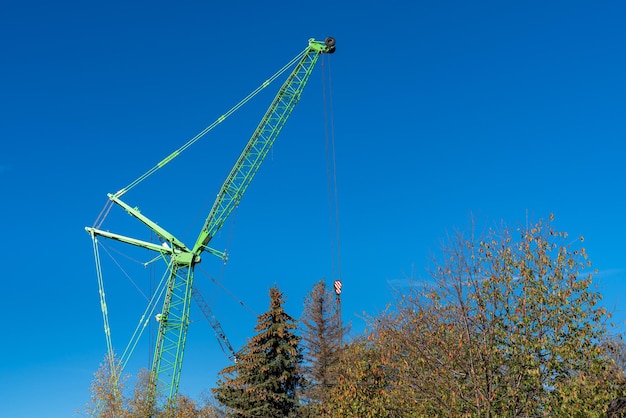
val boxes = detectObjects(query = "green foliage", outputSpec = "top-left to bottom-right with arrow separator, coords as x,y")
324,338 -> 391,417
603,334 -> 626,387
213,285 -> 304,417
364,217 -> 620,416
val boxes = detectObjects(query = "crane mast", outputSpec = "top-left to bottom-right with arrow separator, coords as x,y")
86,37 -> 336,405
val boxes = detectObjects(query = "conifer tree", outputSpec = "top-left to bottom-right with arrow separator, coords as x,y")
213,285 -> 304,417
299,279 -> 344,413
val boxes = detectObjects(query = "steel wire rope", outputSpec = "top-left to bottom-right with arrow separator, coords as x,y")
197,265 -> 257,317
183,195 -> 215,244
149,233 -> 156,370
115,48 -> 309,197
184,204 -> 239,353
97,241 -> 151,301
203,202 -> 240,306
91,234 -> 115,364
321,55 -> 344,346
93,199 -> 115,229
321,55 -> 343,282
120,263 -> 171,370
91,235 -> 125,416
196,266 -> 255,355
93,237 -> 172,370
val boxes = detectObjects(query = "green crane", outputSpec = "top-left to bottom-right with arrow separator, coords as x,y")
86,36 -> 336,404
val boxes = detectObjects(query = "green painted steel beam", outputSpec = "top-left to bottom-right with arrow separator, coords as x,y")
108,194 -> 191,253
85,227 -> 175,255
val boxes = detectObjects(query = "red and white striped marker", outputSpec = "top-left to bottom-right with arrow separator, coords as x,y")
334,280 -> 342,295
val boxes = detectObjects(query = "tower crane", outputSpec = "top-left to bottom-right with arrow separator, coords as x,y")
86,37 -> 336,404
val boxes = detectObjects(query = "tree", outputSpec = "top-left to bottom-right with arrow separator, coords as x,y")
159,394 -> 223,418
602,335 -> 626,417
84,353 -> 125,417
213,285 -> 304,417
126,368 -> 158,417
370,217 -> 619,416
85,359 -> 223,417
299,279 -> 344,413
324,337 -> 391,418
604,334 -> 626,384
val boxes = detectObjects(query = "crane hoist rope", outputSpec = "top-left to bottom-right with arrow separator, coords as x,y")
85,36 -> 336,406
321,55 -> 343,284
321,54 -> 344,346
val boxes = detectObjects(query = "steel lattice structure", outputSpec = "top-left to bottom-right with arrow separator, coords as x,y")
86,37 -> 336,404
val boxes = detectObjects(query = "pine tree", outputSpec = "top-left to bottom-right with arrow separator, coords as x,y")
213,285 -> 304,417
299,280 -> 344,413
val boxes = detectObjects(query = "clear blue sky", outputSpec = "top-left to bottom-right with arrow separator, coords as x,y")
1,1 -> 625,416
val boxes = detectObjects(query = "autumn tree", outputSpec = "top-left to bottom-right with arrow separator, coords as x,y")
370,217 -> 619,416
604,334 -> 626,383
158,394 -> 223,418
123,368 -> 158,417
213,285 -> 304,417
602,335 -> 626,417
299,279 -> 345,413
84,353 -> 125,417
85,359 -> 223,417
324,337 -> 391,418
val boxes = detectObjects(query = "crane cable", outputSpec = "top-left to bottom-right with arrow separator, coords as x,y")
92,199 -> 114,230
90,233 -> 172,371
119,263 -> 170,370
321,54 -> 344,346
197,266 -> 257,317
113,48 -> 310,198
321,55 -> 343,283
90,234 -> 115,367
